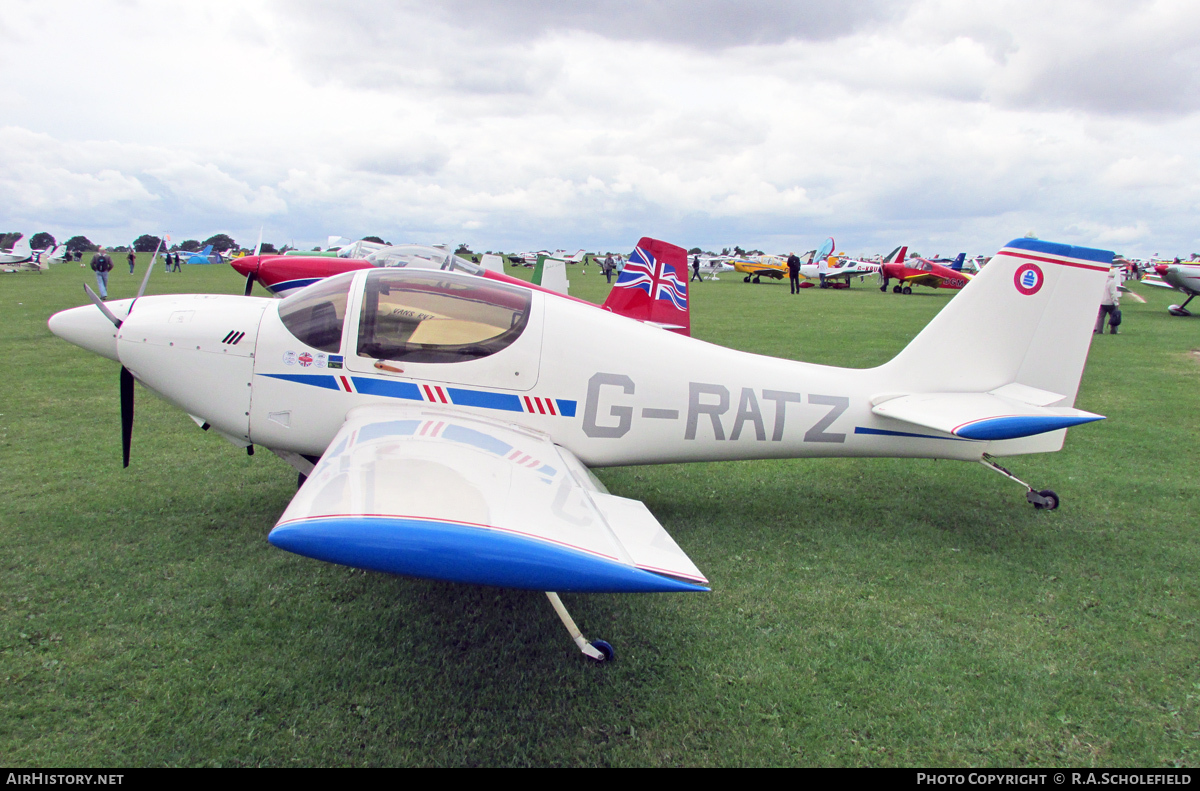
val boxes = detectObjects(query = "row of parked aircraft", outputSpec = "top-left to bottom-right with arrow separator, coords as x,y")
0,238 -> 70,272
47,230 -> 1123,661
729,238 -> 973,294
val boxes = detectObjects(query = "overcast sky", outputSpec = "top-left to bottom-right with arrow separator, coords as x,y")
2,0 -> 1199,256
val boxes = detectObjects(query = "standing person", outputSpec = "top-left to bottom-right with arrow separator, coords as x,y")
817,254 -> 829,288
603,254 -> 614,284
787,252 -> 802,294
172,252 -> 181,272
691,255 -> 702,283
127,250 -> 136,274
615,254 -> 625,275
1095,270 -> 1120,334
164,249 -> 172,273
91,248 -> 113,300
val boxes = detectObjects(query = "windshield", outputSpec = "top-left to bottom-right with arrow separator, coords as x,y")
363,245 -> 484,276
278,273 -> 353,352
356,269 -> 531,364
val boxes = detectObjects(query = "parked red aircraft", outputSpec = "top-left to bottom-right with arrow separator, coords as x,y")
231,241 -> 691,335
878,247 -> 972,294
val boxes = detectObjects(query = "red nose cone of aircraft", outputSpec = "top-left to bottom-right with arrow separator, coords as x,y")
231,255 -> 262,277
1154,263 -> 1170,277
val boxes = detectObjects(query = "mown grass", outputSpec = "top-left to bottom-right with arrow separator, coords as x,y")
1,257 -> 1197,766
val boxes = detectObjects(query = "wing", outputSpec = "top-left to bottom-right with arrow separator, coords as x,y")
871,383 -> 1104,440
899,272 -> 945,288
268,404 -> 708,593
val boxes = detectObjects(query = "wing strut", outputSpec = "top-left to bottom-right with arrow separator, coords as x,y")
546,592 -> 613,662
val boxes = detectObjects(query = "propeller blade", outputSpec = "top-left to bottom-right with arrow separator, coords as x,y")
243,272 -> 257,296
83,284 -> 123,328
120,366 -> 134,468
132,239 -> 163,306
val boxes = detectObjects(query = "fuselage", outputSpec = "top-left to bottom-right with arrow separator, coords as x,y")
1155,262 -> 1200,296
50,268 -> 1008,469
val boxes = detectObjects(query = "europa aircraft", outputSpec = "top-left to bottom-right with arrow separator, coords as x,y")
1142,260 -> 1200,315
49,237 -> 1110,661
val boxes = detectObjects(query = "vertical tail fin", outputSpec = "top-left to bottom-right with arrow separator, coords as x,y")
601,237 -> 690,336
950,252 -> 965,271
883,245 -> 908,264
882,239 -> 1112,408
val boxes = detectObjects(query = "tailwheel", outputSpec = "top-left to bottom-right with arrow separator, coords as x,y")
980,455 -> 1061,511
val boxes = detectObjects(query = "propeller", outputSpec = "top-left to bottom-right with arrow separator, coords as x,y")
243,226 -> 264,296
84,237 -> 164,468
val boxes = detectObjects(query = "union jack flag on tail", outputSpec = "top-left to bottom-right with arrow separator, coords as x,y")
600,237 -> 690,336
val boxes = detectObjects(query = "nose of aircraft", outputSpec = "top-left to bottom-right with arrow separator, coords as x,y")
1154,263 -> 1169,277
48,300 -> 132,362
230,255 -> 262,278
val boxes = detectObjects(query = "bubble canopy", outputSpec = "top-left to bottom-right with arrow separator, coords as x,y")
354,269 -> 532,364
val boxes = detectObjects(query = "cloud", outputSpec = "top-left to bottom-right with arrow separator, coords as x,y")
3,0 -> 1200,256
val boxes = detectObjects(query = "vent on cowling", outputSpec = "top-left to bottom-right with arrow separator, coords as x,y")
222,330 -> 246,345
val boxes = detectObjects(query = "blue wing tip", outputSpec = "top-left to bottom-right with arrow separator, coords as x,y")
955,414 -> 1105,441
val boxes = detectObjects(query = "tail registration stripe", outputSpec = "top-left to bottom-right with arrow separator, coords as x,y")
995,249 -> 1110,272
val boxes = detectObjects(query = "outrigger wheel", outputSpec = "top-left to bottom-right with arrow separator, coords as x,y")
546,592 -> 614,662
1028,489 -> 1060,510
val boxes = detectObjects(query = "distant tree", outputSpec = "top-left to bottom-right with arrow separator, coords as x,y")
279,245 -> 293,254
113,246 -> 129,253
65,235 -> 96,253
179,239 -> 201,252
733,246 -> 745,256
30,232 -> 56,250
721,248 -> 730,256
202,233 -> 237,253
310,247 -> 322,252
259,242 -> 278,254
362,236 -> 385,245
0,232 -> 21,250
132,234 -> 162,253
688,247 -> 702,255
455,244 -> 473,256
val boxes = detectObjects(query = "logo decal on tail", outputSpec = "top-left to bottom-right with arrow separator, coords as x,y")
1014,263 -> 1044,295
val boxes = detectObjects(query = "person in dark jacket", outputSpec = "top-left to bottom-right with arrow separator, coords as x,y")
90,249 -> 113,299
787,252 -> 802,294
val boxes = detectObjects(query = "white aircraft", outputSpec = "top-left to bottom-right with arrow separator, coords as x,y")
36,244 -> 70,266
48,237 -> 1111,661
0,237 -> 33,267
5,246 -> 65,273
1142,260 -> 1200,315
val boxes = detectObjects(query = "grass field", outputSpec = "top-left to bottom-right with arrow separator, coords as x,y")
2,255 -> 1198,767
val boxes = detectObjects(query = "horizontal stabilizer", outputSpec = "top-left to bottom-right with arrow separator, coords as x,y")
872,385 -> 1104,440
269,405 -> 707,592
